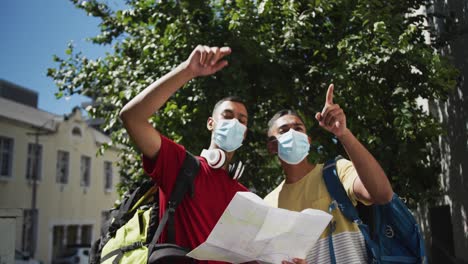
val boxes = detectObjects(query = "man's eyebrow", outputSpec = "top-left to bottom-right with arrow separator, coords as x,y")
278,122 -> 304,130
221,109 -> 234,115
221,109 -> 248,120
238,112 -> 248,119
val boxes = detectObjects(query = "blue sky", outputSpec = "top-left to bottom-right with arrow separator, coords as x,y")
0,0 -> 113,115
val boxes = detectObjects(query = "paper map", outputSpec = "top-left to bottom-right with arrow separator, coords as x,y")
187,192 -> 332,264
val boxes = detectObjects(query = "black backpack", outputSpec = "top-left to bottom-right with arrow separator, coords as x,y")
89,151 -> 200,264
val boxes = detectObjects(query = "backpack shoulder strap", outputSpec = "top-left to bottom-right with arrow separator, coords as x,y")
323,158 -> 381,263
166,151 -> 200,243
168,151 -> 200,206
323,159 -> 360,222
149,151 -> 200,247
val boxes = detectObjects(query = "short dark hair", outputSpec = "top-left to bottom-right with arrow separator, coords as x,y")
267,109 -> 305,134
212,96 -> 247,116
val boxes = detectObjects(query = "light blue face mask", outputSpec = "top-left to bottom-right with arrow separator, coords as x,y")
277,129 -> 310,164
213,119 -> 247,152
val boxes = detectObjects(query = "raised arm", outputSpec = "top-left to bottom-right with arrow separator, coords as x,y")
119,45 -> 231,159
315,84 -> 393,204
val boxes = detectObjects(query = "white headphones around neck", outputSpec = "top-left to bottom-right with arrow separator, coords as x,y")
201,149 -> 226,169
200,149 -> 245,180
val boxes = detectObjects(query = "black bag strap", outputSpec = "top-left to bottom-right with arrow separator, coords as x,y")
148,151 -> 200,253
166,151 -> 200,242
148,243 -> 195,264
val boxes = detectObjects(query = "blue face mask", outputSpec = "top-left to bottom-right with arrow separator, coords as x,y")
277,129 -> 310,164
213,119 -> 247,152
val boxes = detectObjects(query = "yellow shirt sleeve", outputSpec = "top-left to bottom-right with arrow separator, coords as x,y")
336,159 -> 372,206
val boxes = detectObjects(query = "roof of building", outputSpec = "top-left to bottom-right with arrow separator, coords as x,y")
0,96 -> 114,148
0,79 -> 39,108
0,96 -> 61,131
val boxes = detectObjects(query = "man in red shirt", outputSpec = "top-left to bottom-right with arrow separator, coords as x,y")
119,45 -> 249,264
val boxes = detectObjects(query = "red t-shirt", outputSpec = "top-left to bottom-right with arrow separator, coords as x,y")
143,135 -> 249,264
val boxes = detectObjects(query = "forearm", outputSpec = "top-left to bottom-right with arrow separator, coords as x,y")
120,61 -> 194,120
119,61 -> 194,159
119,45 -> 230,159
338,129 -> 393,204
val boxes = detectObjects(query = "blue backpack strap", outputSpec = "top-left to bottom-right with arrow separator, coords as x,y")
323,159 -> 360,221
323,159 -> 380,264
327,218 -> 337,264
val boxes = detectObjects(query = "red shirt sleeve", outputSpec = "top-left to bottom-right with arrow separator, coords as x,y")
142,135 -> 186,195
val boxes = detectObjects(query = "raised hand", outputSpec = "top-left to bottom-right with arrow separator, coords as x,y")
185,45 -> 231,78
315,84 -> 347,137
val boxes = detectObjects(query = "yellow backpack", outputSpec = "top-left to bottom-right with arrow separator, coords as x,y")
89,151 -> 200,264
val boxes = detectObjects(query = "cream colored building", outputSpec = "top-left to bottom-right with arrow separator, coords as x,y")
0,80 -> 120,263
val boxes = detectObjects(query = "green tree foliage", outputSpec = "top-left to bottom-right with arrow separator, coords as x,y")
48,0 -> 458,206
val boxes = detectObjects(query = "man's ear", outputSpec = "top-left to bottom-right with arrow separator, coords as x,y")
267,139 -> 278,155
308,136 -> 312,144
207,117 -> 215,131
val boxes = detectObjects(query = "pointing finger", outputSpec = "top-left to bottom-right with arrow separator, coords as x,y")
321,84 -> 335,116
326,83 -> 334,105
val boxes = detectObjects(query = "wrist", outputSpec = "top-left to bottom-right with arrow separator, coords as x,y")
337,128 -> 352,141
179,60 -> 197,80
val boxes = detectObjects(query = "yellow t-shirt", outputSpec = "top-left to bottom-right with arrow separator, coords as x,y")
264,159 -> 368,263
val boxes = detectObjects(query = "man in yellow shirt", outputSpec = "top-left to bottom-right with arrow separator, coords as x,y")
264,84 -> 394,264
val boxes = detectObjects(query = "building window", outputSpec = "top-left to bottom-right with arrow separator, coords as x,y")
52,224 -> 93,258
66,225 -> 79,245
80,155 -> 91,187
104,161 -> 113,192
56,150 -> 70,184
72,127 -> 82,137
52,225 -> 65,259
81,225 -> 93,245
0,136 -> 14,178
26,143 -> 43,181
